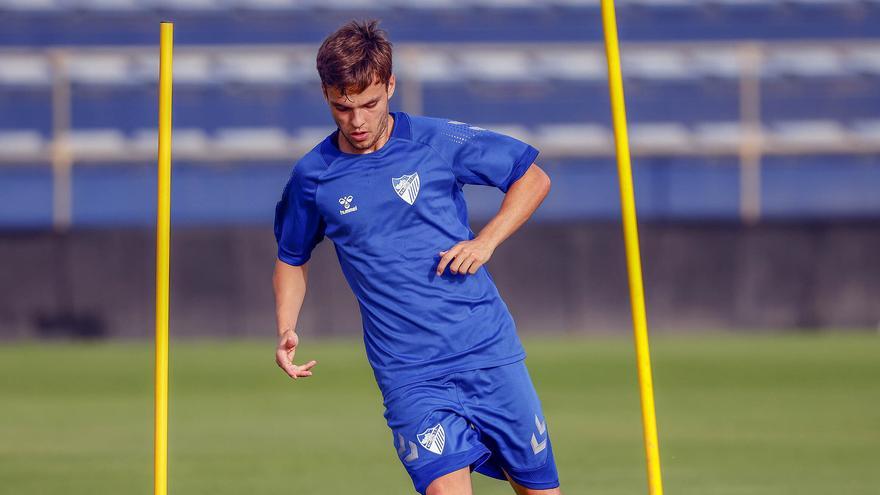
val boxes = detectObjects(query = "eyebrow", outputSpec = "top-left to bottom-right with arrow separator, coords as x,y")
334,97 -> 381,110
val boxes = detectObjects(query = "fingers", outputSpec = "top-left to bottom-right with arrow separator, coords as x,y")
464,257 -> 483,274
436,245 -> 462,275
275,348 -> 298,377
453,252 -> 478,274
298,360 -> 318,372
288,360 -> 318,380
276,352 -> 318,380
275,332 -> 317,380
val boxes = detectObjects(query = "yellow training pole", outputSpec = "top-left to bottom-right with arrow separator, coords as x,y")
599,2 -> 665,494
155,21 -> 173,495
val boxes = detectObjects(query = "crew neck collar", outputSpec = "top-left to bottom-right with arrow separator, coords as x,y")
320,112 -> 411,165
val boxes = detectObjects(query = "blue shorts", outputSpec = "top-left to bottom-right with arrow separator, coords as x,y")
383,360 -> 560,494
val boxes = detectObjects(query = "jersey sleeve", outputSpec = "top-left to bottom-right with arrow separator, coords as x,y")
443,121 -> 539,192
274,166 -> 325,266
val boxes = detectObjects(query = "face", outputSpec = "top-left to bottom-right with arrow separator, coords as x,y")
324,74 -> 396,154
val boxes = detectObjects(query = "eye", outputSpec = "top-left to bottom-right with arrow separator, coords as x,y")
365,102 -> 377,108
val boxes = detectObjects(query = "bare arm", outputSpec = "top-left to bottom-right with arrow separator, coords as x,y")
273,259 -> 317,379
436,163 -> 551,276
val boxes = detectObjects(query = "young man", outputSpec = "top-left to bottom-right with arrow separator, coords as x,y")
273,20 -> 561,495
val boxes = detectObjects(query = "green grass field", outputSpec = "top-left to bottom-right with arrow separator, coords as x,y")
1,334 -> 878,494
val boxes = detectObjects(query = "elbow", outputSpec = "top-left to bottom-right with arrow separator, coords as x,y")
537,166 -> 551,199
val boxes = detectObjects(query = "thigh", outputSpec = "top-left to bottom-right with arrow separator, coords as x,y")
384,379 -> 491,495
426,467 -> 473,495
457,361 -> 561,491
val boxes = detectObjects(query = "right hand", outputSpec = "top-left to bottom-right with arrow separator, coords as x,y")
275,330 -> 317,380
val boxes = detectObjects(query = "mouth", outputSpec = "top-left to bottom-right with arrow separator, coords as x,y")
350,130 -> 369,142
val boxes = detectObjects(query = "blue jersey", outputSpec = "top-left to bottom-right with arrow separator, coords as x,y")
274,112 -> 540,394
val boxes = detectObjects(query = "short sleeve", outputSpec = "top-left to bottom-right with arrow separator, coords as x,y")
274,167 -> 325,266
443,121 -> 539,193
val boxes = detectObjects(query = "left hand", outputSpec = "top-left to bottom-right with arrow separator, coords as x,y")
436,237 -> 496,276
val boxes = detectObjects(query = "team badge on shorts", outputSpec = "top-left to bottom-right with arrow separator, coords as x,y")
392,172 -> 420,205
417,424 -> 446,455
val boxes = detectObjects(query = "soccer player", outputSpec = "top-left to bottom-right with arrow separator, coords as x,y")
273,20 -> 561,495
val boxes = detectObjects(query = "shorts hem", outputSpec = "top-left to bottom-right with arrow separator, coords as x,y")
507,474 -> 561,491
412,446 -> 491,495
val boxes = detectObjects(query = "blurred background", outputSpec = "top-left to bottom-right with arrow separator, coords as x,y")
1,0 -> 880,339
0,1 -> 878,494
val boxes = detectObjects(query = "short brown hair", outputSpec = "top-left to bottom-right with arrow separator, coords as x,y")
316,20 -> 393,96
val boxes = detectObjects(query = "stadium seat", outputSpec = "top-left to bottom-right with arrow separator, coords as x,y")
629,122 -> 693,148
693,121 -> 746,149
68,129 -> 128,156
535,50 -> 606,81
216,53 -> 295,85
533,124 -> 612,155
0,54 -> 51,86
769,120 -> 848,147
214,127 -> 290,155
68,54 -> 133,85
0,130 -> 46,159
459,51 -> 536,82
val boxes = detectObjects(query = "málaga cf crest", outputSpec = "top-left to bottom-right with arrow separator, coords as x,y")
392,172 -> 420,205
417,424 -> 446,455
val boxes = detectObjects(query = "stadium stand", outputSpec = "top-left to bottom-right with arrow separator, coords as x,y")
0,2 -> 878,226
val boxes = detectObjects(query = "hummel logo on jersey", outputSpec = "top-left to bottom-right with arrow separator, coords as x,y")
338,195 -> 358,215
417,424 -> 446,455
392,172 -> 420,205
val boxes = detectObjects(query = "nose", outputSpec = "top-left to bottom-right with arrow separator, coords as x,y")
351,108 -> 366,129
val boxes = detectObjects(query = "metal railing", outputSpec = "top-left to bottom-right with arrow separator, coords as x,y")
1,40 -> 879,228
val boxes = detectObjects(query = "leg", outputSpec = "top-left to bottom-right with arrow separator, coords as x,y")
384,378 -> 490,495
426,467 -> 473,495
505,470 -> 562,495
455,363 -> 561,492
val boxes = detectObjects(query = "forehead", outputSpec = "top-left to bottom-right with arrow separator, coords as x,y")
326,80 -> 387,106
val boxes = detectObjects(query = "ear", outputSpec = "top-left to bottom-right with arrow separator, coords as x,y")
321,84 -> 328,101
386,74 -> 396,100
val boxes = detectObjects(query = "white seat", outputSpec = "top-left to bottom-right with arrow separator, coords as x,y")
630,122 -> 692,148
0,54 -> 51,85
534,123 -> 612,154
623,50 -> 692,80
624,0 -> 699,7
216,53 -> 293,85
146,0 -> 224,11
214,127 -> 290,155
691,48 -> 742,78
67,129 -> 128,156
764,48 -> 845,77
225,0 -> 304,9
398,52 -> 460,82
458,51 -> 535,81
385,0 -> 464,8
0,130 -> 46,157
536,49 -> 606,81
70,0 -> 144,11
68,54 -> 133,84
0,0 -> 61,11
693,121 -> 747,148
769,120 -> 847,147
